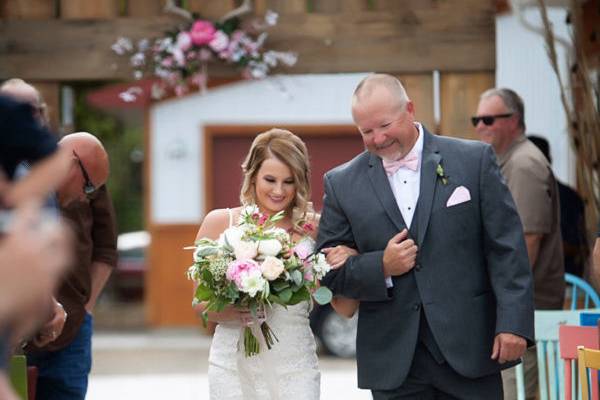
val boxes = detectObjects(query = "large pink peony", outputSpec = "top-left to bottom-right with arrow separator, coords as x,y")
226,259 -> 260,287
189,20 -> 216,46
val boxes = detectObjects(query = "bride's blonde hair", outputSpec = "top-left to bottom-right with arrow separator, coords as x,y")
240,128 -> 312,225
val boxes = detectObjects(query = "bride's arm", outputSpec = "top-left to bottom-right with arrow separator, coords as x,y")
192,209 -> 243,325
322,245 -> 360,318
309,213 -> 359,318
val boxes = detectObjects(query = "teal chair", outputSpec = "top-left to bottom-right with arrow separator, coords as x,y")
566,274 -> 600,310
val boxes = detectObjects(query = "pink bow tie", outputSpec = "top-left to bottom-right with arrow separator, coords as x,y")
382,153 -> 419,176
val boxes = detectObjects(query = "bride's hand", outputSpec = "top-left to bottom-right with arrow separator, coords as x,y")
322,245 -> 358,269
194,303 -> 246,323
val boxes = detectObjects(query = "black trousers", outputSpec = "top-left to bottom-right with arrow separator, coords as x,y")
372,342 -> 503,400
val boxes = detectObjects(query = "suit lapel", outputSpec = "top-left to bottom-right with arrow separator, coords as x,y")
367,153 -> 407,232
416,129 -> 441,247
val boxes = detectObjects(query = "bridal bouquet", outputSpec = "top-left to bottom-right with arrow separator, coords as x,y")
187,205 -> 332,357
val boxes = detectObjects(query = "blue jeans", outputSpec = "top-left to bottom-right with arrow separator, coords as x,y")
27,313 -> 93,400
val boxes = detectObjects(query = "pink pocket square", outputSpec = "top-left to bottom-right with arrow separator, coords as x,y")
446,186 -> 471,207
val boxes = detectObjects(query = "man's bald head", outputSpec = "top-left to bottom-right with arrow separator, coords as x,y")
57,132 -> 109,205
0,79 -> 49,127
352,74 -> 410,117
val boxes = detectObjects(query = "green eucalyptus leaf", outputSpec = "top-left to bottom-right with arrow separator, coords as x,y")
288,286 -> 310,305
279,288 -> 293,303
268,294 -> 286,306
290,270 -> 303,286
272,280 -> 290,292
313,287 -> 333,305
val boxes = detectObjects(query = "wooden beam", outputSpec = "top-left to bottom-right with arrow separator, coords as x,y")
269,8 -> 495,73
1,0 -> 56,19
0,17 -> 183,80
59,0 -> 120,19
127,0 -> 166,17
0,6 -> 494,80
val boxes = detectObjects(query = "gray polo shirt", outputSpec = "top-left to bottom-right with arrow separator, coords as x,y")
498,135 -> 565,309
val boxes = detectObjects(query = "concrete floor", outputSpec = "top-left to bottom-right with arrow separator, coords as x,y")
87,329 -> 372,399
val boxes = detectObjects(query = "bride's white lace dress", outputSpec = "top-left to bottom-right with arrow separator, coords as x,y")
208,237 -> 321,399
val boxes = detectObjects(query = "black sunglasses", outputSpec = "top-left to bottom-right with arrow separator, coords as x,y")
471,113 -> 513,127
72,151 -> 97,198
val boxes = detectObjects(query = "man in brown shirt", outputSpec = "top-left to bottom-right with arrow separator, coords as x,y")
26,132 -> 118,400
474,88 -> 565,400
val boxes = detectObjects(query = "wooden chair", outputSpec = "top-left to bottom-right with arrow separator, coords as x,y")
578,346 -> 600,400
558,325 -> 599,400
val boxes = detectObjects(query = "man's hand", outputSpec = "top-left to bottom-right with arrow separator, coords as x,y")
382,229 -> 418,277
491,333 -> 527,363
33,299 -> 67,347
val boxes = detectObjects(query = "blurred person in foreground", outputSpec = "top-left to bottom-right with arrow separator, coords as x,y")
475,88 -> 565,400
1,78 -> 71,365
0,82 -> 72,398
317,74 -> 533,399
0,202 -> 72,400
25,132 -> 118,400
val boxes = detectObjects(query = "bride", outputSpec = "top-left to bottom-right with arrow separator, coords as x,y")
193,128 -> 357,399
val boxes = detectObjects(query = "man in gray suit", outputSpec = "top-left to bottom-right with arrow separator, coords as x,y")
317,74 -> 534,398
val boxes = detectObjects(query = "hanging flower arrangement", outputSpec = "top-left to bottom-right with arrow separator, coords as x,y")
112,9 -> 297,101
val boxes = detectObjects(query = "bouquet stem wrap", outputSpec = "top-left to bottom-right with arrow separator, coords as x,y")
239,308 -> 278,357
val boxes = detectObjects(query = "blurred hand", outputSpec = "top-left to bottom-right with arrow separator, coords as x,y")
322,245 -> 359,269
0,202 -> 72,325
32,299 -> 68,347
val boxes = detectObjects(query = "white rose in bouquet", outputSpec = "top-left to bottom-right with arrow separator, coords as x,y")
219,226 -> 244,248
260,256 -> 285,281
233,240 -> 259,260
258,239 -> 282,257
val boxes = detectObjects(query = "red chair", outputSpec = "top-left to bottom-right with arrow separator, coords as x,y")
559,325 -> 600,400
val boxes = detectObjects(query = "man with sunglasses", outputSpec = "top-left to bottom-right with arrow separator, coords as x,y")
475,88 -> 565,400
26,132 -> 117,400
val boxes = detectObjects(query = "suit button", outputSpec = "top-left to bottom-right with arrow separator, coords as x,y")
415,264 -> 421,271
413,303 -> 421,311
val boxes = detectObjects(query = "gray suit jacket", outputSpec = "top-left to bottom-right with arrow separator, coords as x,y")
317,128 -> 534,390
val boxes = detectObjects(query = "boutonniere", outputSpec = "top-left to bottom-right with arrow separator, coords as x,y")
436,164 -> 449,185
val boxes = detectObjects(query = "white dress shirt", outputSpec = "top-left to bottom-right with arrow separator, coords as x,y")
384,122 -> 424,288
